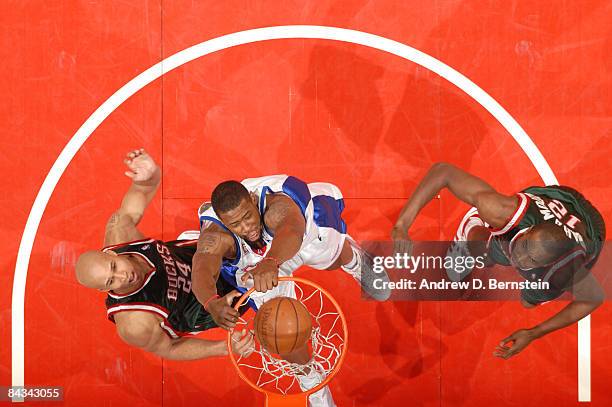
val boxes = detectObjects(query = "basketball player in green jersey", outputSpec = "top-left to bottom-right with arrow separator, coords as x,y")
75,148 -> 254,360
391,162 -> 605,359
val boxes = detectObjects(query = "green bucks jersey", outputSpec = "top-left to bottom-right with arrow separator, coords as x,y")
488,185 -> 605,293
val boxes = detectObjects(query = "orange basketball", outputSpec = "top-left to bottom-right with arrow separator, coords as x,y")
254,296 -> 313,355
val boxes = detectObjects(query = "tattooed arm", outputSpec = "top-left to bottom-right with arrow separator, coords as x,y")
241,194 -> 305,293
104,149 -> 161,246
263,194 -> 306,264
192,222 -> 239,330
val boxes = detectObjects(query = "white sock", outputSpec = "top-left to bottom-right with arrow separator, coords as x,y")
297,370 -> 335,407
340,247 -> 360,273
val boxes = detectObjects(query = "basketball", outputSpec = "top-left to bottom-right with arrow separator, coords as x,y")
254,296 -> 313,355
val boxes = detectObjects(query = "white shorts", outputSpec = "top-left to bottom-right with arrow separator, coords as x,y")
280,227 -> 348,274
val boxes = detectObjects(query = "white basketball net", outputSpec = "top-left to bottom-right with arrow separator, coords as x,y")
233,282 -> 346,396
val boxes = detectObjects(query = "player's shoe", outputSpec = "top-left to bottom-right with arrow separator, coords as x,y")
342,236 -> 391,301
445,208 -> 485,282
297,368 -> 336,407
176,230 -> 200,240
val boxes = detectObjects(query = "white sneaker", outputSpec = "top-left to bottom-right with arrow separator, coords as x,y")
297,368 -> 336,407
342,237 -> 391,301
445,240 -> 473,282
307,386 -> 335,407
176,230 -> 200,240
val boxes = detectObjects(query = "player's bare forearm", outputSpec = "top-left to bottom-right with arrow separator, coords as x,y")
530,269 -> 607,338
192,251 -> 222,305
264,195 -> 305,262
394,162 -> 515,235
265,223 -> 304,263
193,227 -> 235,305
104,150 -> 161,245
395,163 -> 489,229
116,311 -> 252,360
117,311 -> 226,360
530,300 -> 602,339
118,165 -> 161,225
160,330 -> 254,360
394,163 -> 451,232
495,300 -> 601,359
160,337 -> 228,360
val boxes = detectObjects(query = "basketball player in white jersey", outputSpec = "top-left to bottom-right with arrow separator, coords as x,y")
191,175 -> 390,407
192,175 -> 389,326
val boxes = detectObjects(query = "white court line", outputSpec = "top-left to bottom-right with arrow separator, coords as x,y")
578,316 -> 590,401
11,25 -> 589,402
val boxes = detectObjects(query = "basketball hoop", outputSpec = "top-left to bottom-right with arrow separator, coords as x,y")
227,277 -> 348,407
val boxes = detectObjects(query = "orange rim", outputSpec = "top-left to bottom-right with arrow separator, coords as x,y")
226,276 -> 349,398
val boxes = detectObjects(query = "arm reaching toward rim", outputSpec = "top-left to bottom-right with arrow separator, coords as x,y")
392,162 -> 519,242
192,221 -> 241,330
262,194 -> 306,263
495,267 -> 604,359
241,194 -> 306,293
104,148 -> 161,247
114,311 -> 255,360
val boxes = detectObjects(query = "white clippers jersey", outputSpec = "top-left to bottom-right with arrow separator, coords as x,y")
199,175 -> 347,302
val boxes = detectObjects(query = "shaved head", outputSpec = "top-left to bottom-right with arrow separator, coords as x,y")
75,250 -> 113,289
531,222 -> 575,262
511,222 -> 575,270
76,249 -> 142,293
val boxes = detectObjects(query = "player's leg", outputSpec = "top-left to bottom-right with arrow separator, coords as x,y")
325,238 -> 352,270
282,344 -> 335,407
296,226 -> 391,301
446,207 -> 493,281
296,369 -> 335,407
284,181 -> 391,300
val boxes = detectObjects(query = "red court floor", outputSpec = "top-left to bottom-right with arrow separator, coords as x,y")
1,1 -> 611,406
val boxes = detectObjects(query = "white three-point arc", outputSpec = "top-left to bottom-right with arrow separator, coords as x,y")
11,25 -> 590,402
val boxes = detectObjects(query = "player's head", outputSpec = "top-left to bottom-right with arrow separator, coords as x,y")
211,180 -> 262,242
75,250 -> 141,292
510,222 -> 574,270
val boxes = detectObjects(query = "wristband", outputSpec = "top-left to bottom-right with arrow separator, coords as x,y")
203,294 -> 220,311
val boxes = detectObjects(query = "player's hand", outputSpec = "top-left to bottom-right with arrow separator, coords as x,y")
391,222 -> 413,256
208,291 -> 242,330
241,259 -> 279,293
229,329 -> 255,358
494,329 -> 536,359
124,148 -> 158,182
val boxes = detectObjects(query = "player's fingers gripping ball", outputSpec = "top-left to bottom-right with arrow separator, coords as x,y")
254,296 -> 313,355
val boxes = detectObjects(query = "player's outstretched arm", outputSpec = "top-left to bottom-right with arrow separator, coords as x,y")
114,311 -> 254,360
392,162 -> 518,240
243,195 -> 306,292
262,194 -> 305,263
192,224 -> 240,330
494,268 -> 603,359
104,148 -> 161,247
